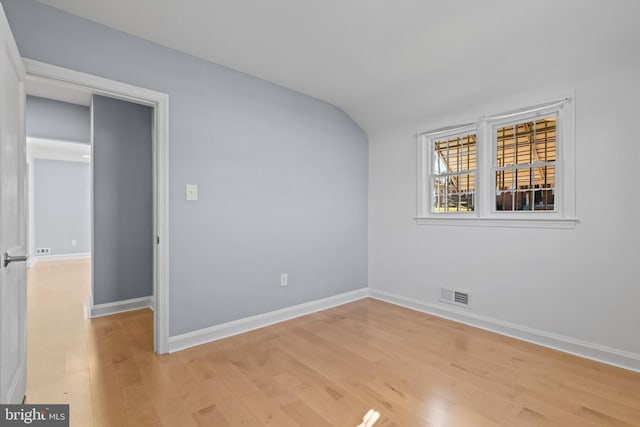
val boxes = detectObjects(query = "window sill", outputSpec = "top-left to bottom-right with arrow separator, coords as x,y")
415,216 -> 579,229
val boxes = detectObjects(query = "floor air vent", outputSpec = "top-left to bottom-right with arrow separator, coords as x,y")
438,286 -> 471,308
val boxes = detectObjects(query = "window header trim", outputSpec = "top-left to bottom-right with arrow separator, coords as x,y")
417,123 -> 477,139
416,99 -> 571,140
482,98 -> 570,122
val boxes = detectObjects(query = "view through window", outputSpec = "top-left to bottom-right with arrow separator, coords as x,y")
432,133 -> 476,212
494,116 -> 556,211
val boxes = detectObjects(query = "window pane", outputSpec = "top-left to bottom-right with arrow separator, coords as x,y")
432,174 -> 475,212
450,173 -> 475,212
458,173 -> 475,193
515,190 -> 534,211
431,132 -> 476,213
495,165 -> 555,211
433,133 -> 476,173
495,115 -> 557,212
533,188 -> 554,210
535,118 -> 556,163
496,117 -> 556,167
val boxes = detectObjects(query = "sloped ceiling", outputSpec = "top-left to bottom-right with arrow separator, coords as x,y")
36,0 -> 640,134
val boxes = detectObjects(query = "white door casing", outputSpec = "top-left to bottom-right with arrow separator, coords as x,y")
22,60 -> 170,355
0,4 -> 27,404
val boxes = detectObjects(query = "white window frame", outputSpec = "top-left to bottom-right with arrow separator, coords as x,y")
417,123 -> 479,218
416,98 -> 578,229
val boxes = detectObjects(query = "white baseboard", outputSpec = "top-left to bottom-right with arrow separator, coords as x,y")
87,295 -> 153,318
31,252 -> 91,265
369,289 -> 640,373
169,288 -> 368,353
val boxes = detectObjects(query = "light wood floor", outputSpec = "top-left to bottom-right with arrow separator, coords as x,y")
27,260 -> 640,426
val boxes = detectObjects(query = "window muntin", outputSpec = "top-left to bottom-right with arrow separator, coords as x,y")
431,133 -> 476,213
494,116 -> 557,212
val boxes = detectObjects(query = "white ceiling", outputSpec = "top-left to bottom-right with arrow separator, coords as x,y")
36,0 -> 639,134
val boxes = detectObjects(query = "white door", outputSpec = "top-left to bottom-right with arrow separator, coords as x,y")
0,4 -> 27,404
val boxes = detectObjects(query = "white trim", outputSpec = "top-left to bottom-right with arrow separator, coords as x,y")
154,91 -> 170,355
169,288 -> 368,353
24,59 -> 166,108
369,289 -> 640,373
417,125 -> 479,219
27,157 -> 34,268
488,106 -> 563,217
482,98 -> 569,122
87,295 -> 153,318
484,98 -> 574,219
23,59 -> 171,354
166,286 -> 639,372
31,252 -> 90,264
415,217 -> 579,229
417,122 -> 478,138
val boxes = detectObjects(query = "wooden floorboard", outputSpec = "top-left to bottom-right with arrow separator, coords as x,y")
26,260 -> 640,426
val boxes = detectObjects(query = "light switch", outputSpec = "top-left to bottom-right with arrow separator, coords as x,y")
186,184 -> 198,201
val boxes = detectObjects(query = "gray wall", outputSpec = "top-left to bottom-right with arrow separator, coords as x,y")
3,0 -> 369,335
26,95 -> 90,143
33,159 -> 90,255
92,95 -> 153,305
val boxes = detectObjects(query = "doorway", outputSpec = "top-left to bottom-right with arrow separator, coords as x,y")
24,81 -> 158,412
24,59 -> 170,355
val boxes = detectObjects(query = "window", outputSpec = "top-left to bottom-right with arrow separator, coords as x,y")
416,98 -> 577,228
494,116 -> 556,212
425,125 -> 477,214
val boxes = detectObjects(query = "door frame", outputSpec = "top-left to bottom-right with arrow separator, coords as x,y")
23,59 -> 170,354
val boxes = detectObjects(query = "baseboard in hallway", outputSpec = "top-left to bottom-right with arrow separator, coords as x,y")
86,295 -> 154,318
29,252 -> 91,267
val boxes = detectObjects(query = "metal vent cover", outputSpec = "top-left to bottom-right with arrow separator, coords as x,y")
438,286 -> 471,308
454,291 -> 470,306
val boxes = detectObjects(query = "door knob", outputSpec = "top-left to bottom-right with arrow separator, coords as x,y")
3,252 -> 28,268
